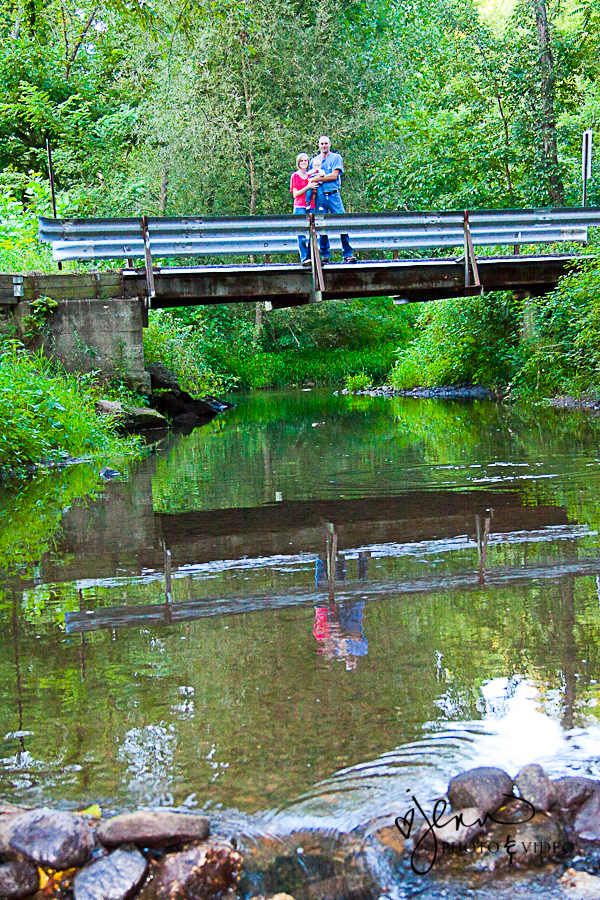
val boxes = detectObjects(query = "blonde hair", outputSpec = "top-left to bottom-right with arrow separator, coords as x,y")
296,152 -> 310,167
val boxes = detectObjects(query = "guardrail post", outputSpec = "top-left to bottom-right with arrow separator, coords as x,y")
141,215 -> 156,305
309,212 -> 324,303
463,210 -> 482,293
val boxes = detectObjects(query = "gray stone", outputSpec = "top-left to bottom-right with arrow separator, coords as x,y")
516,764 -> 556,812
125,406 -> 168,431
448,767 -> 514,813
138,841 -> 243,900
7,807 -> 93,868
97,811 -> 210,849
574,789 -> 600,840
74,846 -> 148,900
553,777 -> 599,810
414,806 -> 486,848
482,811 -> 568,869
95,399 -> 125,418
0,858 -> 39,899
94,400 -> 167,431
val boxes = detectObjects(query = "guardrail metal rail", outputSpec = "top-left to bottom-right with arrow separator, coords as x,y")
38,207 -> 600,304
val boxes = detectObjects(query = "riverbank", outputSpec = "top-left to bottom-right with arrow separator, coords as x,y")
3,762 -> 600,900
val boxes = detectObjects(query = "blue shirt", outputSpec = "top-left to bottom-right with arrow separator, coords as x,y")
310,151 -> 344,193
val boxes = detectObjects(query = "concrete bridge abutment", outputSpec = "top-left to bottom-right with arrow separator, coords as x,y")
13,296 -> 150,395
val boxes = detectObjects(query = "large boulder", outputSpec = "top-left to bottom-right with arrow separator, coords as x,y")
97,811 -> 210,849
74,845 -> 148,900
0,858 -> 39,899
138,841 -> 242,900
448,767 -> 514,813
146,363 -> 181,392
6,808 -> 93,868
515,764 -> 556,812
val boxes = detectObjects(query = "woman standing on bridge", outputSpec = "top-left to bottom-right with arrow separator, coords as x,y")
290,153 -> 318,267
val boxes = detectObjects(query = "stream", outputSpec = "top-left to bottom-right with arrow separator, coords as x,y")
2,389 -> 600,894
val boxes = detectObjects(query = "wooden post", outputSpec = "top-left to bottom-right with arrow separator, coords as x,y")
309,212 -> 324,303
140,215 -> 156,303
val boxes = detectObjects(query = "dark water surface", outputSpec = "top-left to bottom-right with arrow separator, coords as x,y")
2,390 -> 600,841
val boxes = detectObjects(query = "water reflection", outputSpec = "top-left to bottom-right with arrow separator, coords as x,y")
3,392 -> 600,823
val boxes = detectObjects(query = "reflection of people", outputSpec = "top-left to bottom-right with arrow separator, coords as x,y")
290,152 -> 318,266
313,601 -> 368,670
310,135 -> 357,264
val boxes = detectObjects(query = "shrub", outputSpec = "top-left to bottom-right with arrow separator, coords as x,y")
0,339 -> 137,472
143,309 -> 235,396
345,373 -> 372,392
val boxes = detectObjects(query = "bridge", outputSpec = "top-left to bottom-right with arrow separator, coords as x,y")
0,206 -> 597,389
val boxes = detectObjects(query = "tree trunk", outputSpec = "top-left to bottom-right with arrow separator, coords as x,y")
159,167 -> 169,215
533,0 -> 564,205
240,40 -> 263,339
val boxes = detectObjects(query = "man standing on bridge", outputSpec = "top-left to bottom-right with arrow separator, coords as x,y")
310,136 -> 357,264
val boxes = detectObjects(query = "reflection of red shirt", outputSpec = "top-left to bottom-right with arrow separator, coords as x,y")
290,172 -> 315,209
313,607 -> 331,641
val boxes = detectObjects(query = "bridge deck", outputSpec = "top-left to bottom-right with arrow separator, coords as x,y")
0,254 -> 577,308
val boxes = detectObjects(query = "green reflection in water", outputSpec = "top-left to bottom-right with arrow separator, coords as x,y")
1,392 -> 600,816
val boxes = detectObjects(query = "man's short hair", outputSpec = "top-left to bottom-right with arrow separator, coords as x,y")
319,135 -> 331,144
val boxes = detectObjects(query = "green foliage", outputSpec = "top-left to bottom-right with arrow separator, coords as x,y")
509,249 -> 600,399
0,339 -> 139,472
143,309 -> 235,396
222,345 -> 397,389
390,293 -> 521,389
345,373 -> 372,392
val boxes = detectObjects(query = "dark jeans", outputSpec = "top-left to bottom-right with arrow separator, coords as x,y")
316,189 -> 353,259
294,206 -> 310,262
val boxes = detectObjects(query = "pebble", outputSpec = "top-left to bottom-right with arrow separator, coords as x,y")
560,868 -> 600,899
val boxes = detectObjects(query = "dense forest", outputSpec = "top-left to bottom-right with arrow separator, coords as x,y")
0,0 -> 600,423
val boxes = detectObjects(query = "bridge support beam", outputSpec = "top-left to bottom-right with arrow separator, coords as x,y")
14,296 -> 150,394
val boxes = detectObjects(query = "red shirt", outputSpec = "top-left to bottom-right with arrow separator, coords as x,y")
290,171 -> 315,209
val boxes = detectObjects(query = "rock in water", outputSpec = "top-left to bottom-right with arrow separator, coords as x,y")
515,764 -> 556,812
97,811 -> 210,849
553,777 -> 599,811
448,767 -> 514,813
139,841 -> 243,900
0,858 -> 39,899
7,808 -> 93,868
414,807 -> 486,848
74,846 -> 148,900
574,790 -> 600,840
483,811 -> 566,869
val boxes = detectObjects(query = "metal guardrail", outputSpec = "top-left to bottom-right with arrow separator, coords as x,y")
37,207 -> 599,305
38,207 -> 600,262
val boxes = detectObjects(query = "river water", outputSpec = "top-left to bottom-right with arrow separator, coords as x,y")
2,390 -> 600,857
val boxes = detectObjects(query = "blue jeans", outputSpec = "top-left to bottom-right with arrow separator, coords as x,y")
294,207 -> 310,262
316,189 -> 353,259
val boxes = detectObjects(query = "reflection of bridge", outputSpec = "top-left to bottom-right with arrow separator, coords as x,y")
41,479 -> 572,586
